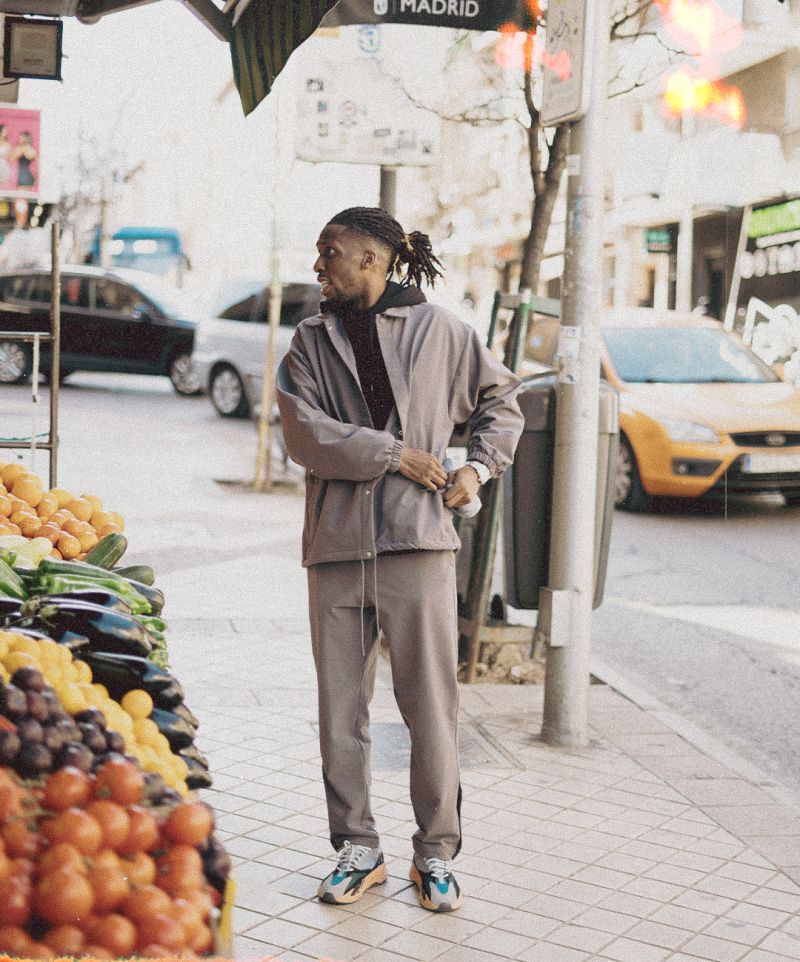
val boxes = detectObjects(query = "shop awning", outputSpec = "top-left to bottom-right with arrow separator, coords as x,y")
227,0 -> 536,115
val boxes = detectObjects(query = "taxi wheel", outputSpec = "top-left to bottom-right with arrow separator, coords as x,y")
616,435 -> 651,512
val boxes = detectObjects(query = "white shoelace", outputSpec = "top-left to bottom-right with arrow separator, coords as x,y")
423,856 -> 451,883
336,841 -> 371,873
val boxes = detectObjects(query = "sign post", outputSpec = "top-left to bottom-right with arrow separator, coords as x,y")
539,0 -> 608,749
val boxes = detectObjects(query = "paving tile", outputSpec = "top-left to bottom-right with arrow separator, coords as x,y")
674,889 -> 738,915
571,906 -> 639,936
280,900 -> 347,931
410,911 -> 482,942
233,904 -> 272,933
572,865 -> 637,890
620,876 -> 684,902
746,836 -> 800,869
546,922 -> 615,953
381,928 -> 454,959
679,934 -> 749,961
624,919 -> 692,950
518,943 -> 591,962
704,918 -> 772,947
493,908 -> 560,939
726,902 -> 791,929
296,931 -> 378,960
520,893 -> 585,922
747,886 -> 800,913
703,806 -> 800,838
740,951 -> 800,962
235,934 -> 284,959
596,936 -> 671,962
245,917 -> 321,949
649,904 -> 716,932
596,890 -> 662,919
328,914 -> 403,947
354,949 -> 417,962
463,925 -> 534,958
695,875 -> 760,901
360,898 -> 433,928
547,879 -> 613,906
434,945 -> 510,962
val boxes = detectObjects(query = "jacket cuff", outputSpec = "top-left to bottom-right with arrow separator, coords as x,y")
466,449 -> 497,477
388,438 -> 404,473
465,460 -> 491,485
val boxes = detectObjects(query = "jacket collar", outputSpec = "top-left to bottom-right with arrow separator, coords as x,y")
304,305 -> 415,327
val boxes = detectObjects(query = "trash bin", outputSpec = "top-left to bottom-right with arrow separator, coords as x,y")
503,373 -> 619,610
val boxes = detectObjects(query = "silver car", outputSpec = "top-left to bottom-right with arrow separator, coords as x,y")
193,282 -> 320,418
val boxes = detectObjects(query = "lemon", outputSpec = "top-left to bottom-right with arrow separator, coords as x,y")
0,638 -> 9,660
132,717 -> 160,747
0,665 -> 9,684
3,651 -> 36,673
7,636 -> 39,657
121,689 -> 153,720
73,660 -> 92,684
57,683 -> 87,714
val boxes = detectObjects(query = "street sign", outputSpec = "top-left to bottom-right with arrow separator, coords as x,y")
322,0 -> 536,30
540,0 -> 592,127
296,59 -> 440,166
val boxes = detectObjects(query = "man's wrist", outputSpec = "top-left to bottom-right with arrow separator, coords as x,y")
465,460 -> 490,485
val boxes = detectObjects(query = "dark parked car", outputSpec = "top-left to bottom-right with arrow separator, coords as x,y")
0,265 -> 200,394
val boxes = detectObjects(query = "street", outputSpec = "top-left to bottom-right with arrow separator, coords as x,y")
5,373 -> 800,803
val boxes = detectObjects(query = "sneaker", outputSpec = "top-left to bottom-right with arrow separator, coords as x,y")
410,855 -> 463,912
317,841 -> 386,904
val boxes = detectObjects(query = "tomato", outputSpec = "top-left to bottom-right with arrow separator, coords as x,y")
42,766 -> 92,812
0,875 -> 31,926
40,808 -> 103,855
93,757 -> 144,806
137,943 -> 171,958
2,820 -> 40,858
90,912 -> 137,957
25,940 -> 55,959
162,801 -> 213,847
10,857 -> 34,880
120,883 -> 173,923
88,862 -> 130,913
90,848 -> 120,871
190,922 -> 214,955
41,924 -> 85,956
0,846 -> 11,883
0,782 -> 24,821
170,897 -> 204,945
119,851 -> 156,887
155,845 -> 204,897
35,842 -> 87,878
117,805 -> 159,855
0,923 -> 31,955
135,911 -> 187,952
172,885 -> 212,920
85,799 -> 130,850
34,868 -> 94,925
80,945 -> 114,960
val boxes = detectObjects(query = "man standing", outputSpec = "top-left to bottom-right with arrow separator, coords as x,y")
277,207 -> 523,912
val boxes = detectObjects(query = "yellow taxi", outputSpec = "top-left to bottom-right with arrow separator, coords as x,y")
600,313 -> 800,510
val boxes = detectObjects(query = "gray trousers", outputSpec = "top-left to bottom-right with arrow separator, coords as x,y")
307,550 -> 462,861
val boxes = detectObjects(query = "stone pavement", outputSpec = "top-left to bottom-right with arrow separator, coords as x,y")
127,483 -> 800,962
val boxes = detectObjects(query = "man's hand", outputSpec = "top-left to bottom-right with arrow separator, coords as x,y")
442,465 -> 481,509
398,447 -> 448,491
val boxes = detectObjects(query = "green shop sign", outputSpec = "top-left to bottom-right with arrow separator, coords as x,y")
749,199 -> 800,240
645,228 -> 674,253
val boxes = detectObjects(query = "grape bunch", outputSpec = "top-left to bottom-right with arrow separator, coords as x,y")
0,668 -> 127,779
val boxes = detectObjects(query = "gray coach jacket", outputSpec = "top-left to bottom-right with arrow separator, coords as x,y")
276,302 -> 524,567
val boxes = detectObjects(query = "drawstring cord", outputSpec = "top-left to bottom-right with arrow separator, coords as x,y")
359,479 -> 383,659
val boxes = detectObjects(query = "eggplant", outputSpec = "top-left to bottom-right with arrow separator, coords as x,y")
0,599 -> 24,619
24,600 -> 153,657
171,703 -> 199,729
77,651 -> 184,706
179,743 -> 209,769
150,707 -> 195,751
43,590 -> 133,616
185,762 -> 214,791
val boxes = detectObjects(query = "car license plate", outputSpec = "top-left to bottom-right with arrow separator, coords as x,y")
742,452 -> 800,474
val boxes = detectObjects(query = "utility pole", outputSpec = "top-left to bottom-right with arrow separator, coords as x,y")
540,0 -> 609,748
379,165 -> 397,216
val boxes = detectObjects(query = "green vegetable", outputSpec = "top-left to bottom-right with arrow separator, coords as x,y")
84,533 -> 128,569
0,558 -> 27,600
33,574 -> 151,615
112,564 -> 155,586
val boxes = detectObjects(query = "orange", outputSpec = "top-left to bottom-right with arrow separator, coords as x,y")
19,517 -> 42,538
108,511 -> 125,532
39,523 -> 62,544
78,529 -> 99,552
49,547 -> 62,560
11,474 -> 43,508
48,488 -> 74,509
0,465 -> 25,487
82,494 -> 104,516
65,498 -> 92,523
36,494 -> 58,520
90,510 -> 113,531
56,535 -> 81,560
62,519 -> 85,538
0,496 -> 12,518
96,523 -> 122,538
9,510 -> 36,527
5,523 -> 21,537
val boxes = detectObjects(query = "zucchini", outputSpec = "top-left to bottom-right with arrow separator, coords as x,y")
113,564 -> 155,587
126,580 -> 164,616
0,558 -> 27,600
84,533 -> 128,569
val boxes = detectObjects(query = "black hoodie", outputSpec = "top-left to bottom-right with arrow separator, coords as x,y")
326,281 -> 426,431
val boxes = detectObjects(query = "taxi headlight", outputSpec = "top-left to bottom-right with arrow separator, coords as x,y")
657,417 -> 720,444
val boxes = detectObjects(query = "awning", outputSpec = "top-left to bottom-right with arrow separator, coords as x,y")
228,0 -> 536,115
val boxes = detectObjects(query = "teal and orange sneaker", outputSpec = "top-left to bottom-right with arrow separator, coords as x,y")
410,855 -> 463,912
317,841 -> 386,904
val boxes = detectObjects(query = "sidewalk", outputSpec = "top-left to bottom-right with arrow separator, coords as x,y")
134,482 -> 800,962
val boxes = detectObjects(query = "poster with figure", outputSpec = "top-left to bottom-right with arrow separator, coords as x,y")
0,107 -> 40,197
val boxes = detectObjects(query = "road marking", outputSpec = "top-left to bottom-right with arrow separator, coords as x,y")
606,596 -> 800,656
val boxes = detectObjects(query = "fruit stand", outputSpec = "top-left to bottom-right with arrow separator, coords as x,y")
0,461 -> 234,959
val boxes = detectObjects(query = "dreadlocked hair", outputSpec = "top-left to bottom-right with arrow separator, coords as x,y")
328,206 -> 445,289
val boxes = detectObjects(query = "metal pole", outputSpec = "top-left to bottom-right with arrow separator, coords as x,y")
724,205 -> 751,331
254,257 -> 283,492
49,221 -> 61,489
540,0 -> 607,748
675,206 -> 693,312
379,166 -> 397,217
